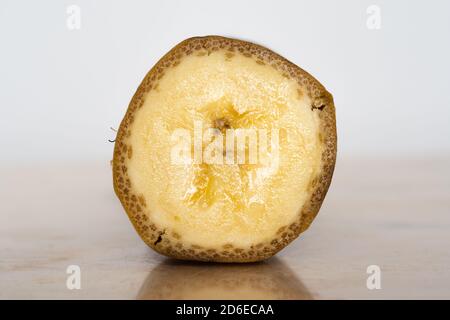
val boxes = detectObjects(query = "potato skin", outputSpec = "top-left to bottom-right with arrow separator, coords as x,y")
113,36 -> 337,262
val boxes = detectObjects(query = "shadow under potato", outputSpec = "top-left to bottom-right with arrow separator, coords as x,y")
137,257 -> 313,300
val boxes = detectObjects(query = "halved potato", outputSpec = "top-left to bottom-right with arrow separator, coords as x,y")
113,36 -> 336,262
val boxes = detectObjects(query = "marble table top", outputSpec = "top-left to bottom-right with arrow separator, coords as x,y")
1,156 -> 449,299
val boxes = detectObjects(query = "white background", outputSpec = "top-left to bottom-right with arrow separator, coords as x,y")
1,1 -> 450,300
1,0 -> 449,165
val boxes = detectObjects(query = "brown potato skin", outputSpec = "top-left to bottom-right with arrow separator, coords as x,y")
113,36 -> 337,263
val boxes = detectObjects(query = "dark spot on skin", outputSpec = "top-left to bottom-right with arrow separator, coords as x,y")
311,104 -> 326,111
154,230 -> 165,245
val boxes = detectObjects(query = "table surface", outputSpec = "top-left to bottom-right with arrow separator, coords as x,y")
1,156 -> 450,299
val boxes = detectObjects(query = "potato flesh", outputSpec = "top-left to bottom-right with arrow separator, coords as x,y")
127,50 -> 323,248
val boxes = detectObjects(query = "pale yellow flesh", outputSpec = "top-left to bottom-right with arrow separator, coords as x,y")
127,50 -> 323,248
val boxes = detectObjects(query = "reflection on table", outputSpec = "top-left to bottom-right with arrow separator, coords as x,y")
137,257 -> 313,300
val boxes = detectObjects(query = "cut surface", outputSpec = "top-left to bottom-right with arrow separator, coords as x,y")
129,52 -> 322,247
113,36 -> 336,262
